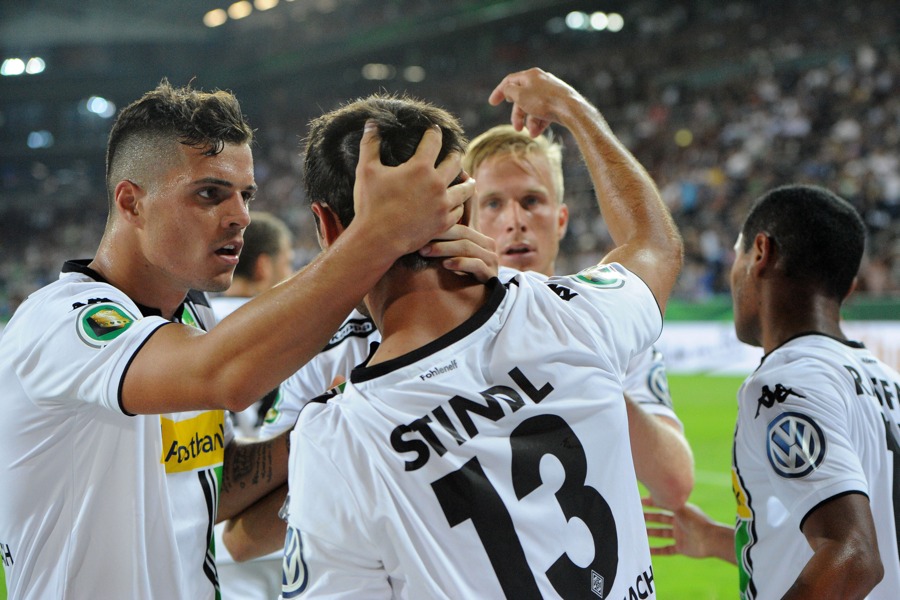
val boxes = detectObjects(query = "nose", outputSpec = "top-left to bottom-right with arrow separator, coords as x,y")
224,192 -> 251,230
503,201 -> 527,233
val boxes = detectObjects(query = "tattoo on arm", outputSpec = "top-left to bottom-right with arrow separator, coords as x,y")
222,440 -> 275,494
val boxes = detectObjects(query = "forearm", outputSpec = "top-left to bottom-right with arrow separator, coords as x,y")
560,97 -> 682,304
218,431 -> 290,522
222,483 -> 289,562
123,224 -> 398,414
784,542 -> 883,599
626,398 -> 694,510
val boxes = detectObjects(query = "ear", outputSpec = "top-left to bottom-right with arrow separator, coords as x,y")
310,202 -> 345,249
751,232 -> 777,276
113,180 -> 144,226
557,202 -> 570,240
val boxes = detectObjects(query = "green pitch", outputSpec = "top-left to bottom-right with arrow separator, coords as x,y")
649,374 -> 743,598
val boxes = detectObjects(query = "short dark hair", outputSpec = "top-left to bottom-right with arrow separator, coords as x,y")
234,211 -> 292,280
303,94 -> 466,271
304,93 -> 466,225
105,79 -> 253,205
740,184 -> 865,299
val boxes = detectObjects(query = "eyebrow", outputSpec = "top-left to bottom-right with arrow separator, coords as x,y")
191,177 -> 258,193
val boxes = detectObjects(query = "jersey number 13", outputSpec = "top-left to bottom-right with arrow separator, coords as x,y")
431,414 -> 618,599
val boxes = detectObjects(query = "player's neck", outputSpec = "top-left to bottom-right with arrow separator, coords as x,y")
760,285 -> 847,353
366,269 -> 488,366
90,235 -> 187,320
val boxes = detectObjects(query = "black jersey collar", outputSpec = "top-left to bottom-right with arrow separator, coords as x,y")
757,330 -> 866,370
350,277 -> 506,383
62,258 -> 185,319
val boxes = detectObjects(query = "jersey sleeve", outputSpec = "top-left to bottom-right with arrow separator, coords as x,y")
623,346 -> 682,428
741,360 -> 869,522
285,414 -> 387,598
262,320 -> 376,438
261,357 -> 334,437
552,262 -> 663,377
13,283 -> 169,414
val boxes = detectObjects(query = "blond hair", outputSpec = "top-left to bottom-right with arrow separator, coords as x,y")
463,124 -> 564,203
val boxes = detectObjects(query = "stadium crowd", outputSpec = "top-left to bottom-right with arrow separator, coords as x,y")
1,0 -> 898,318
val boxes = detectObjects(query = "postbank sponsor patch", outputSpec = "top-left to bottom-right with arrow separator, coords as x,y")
76,303 -> 136,347
160,411 -> 225,473
573,264 -> 626,288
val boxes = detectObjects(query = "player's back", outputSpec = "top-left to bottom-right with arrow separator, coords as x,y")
286,269 -> 661,599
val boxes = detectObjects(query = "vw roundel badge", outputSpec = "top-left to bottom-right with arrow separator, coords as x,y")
766,412 -> 826,478
281,525 -> 309,598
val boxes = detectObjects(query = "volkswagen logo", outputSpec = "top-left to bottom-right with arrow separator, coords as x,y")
766,412 -> 826,478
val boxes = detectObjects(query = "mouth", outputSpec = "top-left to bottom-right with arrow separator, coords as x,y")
503,243 -> 533,257
214,241 -> 243,263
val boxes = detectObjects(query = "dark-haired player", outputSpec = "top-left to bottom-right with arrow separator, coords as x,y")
647,184 -> 900,599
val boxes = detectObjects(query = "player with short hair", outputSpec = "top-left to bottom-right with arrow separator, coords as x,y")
646,184 -> 900,599
280,68 -> 683,598
0,79 -> 493,599
464,106 -> 694,511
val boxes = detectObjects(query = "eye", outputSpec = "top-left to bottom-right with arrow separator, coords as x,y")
197,187 -> 221,201
242,190 -> 256,204
482,198 -> 501,211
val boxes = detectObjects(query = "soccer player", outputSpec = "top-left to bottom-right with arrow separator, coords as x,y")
0,80 -> 493,599
646,185 -> 900,599
210,210 -> 294,600
280,67 -> 683,598
223,72 -> 694,566
463,79 -> 694,510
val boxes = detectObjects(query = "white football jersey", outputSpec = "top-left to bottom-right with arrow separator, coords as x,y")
0,260 -> 224,599
503,267 -> 680,427
262,270 -> 681,440
732,334 -> 900,599
284,265 -> 662,599
260,308 -> 379,437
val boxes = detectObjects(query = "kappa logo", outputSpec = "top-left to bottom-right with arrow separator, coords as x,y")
573,264 -> 625,288
281,525 -> 308,598
76,303 -> 136,348
755,383 -> 805,417
767,412 -> 826,478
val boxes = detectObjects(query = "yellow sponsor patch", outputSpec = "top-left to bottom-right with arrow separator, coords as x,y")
160,411 -> 225,473
732,468 -> 751,520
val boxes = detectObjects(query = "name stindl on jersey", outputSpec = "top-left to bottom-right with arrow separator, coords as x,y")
390,366 -> 553,471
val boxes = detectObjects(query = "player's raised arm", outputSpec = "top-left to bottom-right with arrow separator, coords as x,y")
122,124 -> 469,415
490,67 -> 683,312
